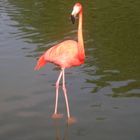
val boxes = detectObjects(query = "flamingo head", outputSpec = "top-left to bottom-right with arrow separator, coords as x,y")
71,3 -> 82,24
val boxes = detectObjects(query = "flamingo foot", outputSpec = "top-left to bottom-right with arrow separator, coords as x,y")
52,113 -> 63,119
67,117 -> 77,125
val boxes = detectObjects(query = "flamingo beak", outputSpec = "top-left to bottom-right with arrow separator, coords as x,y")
71,15 -> 75,24
71,5 -> 80,24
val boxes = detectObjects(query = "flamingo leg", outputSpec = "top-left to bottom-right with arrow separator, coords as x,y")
62,68 -> 70,118
53,68 -> 76,123
52,70 -> 63,119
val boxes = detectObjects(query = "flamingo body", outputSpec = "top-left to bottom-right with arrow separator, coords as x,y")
35,40 -> 84,70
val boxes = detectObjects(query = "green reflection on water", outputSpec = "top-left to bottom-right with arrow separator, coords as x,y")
8,0 -> 140,97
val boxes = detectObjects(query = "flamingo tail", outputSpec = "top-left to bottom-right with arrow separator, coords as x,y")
34,54 -> 47,70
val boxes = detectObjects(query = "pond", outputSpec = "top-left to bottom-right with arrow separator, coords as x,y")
0,0 -> 140,140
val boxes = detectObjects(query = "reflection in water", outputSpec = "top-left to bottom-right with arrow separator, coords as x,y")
53,120 -> 69,140
0,0 -> 140,140
8,0 -> 140,97
8,0 -> 77,46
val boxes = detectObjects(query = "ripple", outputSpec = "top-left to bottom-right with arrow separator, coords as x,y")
5,95 -> 27,102
17,111 -> 41,117
108,79 -> 136,88
107,80 -> 140,97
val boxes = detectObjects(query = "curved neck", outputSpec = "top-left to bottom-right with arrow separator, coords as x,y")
78,10 -> 85,56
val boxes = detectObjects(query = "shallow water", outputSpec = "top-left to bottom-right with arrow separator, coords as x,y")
0,0 -> 140,140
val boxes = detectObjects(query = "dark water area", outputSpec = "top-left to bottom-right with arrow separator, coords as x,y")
0,0 -> 140,140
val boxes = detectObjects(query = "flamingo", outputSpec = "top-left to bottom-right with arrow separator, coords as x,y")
34,3 -> 85,124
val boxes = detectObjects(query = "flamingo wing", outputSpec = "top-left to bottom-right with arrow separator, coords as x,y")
44,40 -> 82,68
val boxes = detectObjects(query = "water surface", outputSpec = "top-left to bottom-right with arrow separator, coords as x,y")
0,0 -> 140,140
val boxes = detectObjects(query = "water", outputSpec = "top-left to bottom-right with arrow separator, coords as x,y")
0,0 -> 140,139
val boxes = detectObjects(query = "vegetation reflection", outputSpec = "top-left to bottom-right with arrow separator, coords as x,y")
8,0 -> 140,98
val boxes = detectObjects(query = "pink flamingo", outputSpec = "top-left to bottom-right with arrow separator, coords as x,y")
35,3 -> 85,124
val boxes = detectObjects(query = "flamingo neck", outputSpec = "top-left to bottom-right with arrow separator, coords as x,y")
78,10 -> 85,57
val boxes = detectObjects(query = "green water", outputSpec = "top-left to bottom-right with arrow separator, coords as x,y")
0,0 -> 140,140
